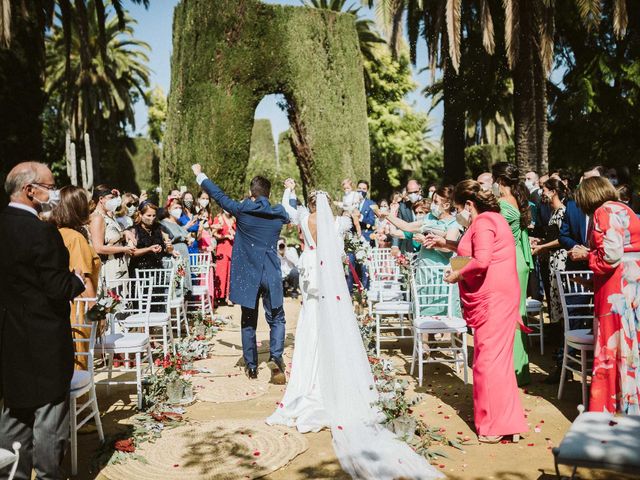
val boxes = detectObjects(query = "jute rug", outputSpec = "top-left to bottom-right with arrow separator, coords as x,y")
212,331 -> 295,357
191,369 -> 271,403
102,419 -> 308,480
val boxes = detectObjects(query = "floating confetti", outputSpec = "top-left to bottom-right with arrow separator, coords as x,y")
253,451 -> 260,457
337,425 -> 344,430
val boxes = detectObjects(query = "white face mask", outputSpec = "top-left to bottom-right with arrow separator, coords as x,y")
379,206 -> 389,213
430,203 -> 442,218
169,208 -> 182,220
408,193 -> 422,203
491,182 -> 501,197
198,199 -> 209,208
127,205 -> 136,216
32,185 -> 60,211
609,177 -> 619,186
525,180 -> 536,192
415,213 -> 426,222
105,197 -> 121,212
456,209 -> 471,228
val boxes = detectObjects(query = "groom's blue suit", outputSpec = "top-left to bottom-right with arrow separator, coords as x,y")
197,175 -> 291,369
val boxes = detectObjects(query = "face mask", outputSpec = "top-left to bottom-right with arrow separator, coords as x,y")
105,197 -> 121,212
380,206 -> 389,213
525,180 -> 536,192
428,191 -> 435,199
408,193 -> 422,203
430,203 -> 442,218
609,177 -> 619,186
491,182 -> 501,197
456,209 -> 471,228
184,200 -> 193,209
32,185 -> 60,211
142,216 -> 155,226
198,199 -> 209,208
127,205 -> 136,216
357,190 -> 367,199
415,213 -> 426,222
169,208 -> 182,219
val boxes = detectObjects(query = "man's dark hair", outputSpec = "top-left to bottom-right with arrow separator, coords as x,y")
250,176 -> 271,198
357,180 -> 369,189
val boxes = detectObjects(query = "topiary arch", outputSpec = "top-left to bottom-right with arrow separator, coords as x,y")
163,0 -> 370,199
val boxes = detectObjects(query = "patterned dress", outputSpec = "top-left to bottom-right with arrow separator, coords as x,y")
548,206 -> 568,323
588,201 -> 640,414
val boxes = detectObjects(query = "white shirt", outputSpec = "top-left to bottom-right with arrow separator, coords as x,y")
279,246 -> 299,278
9,201 -> 38,216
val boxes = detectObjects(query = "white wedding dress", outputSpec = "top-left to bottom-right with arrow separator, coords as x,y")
267,191 -> 443,480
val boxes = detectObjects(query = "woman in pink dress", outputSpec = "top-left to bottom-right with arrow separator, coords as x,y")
212,211 -> 236,305
572,177 -> 640,414
444,180 -> 528,443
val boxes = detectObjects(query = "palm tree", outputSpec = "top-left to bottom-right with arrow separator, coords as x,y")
45,0 -> 150,180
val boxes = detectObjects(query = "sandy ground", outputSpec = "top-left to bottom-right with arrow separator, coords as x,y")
69,298 -> 637,480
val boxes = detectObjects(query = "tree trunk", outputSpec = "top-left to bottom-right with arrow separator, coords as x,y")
442,54 -> 466,184
0,0 -> 44,204
512,1 -> 537,176
533,51 -> 548,174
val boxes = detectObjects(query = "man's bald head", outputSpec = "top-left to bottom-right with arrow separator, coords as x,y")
5,162 -> 54,210
477,172 -> 493,191
406,179 -> 421,194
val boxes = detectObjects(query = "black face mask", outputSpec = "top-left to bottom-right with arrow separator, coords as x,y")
357,190 -> 367,199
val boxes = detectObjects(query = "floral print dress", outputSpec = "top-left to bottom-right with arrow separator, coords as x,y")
588,201 -> 640,414
548,206 -> 568,323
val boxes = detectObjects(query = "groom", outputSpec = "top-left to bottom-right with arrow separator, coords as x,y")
192,164 -> 290,383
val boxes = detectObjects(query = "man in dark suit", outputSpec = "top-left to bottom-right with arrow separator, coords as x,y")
193,164 -> 289,383
559,198 -> 589,271
347,180 -> 376,292
391,179 -> 421,254
0,162 -> 86,480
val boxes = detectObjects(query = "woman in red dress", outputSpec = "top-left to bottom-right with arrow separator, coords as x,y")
212,210 -> 236,305
443,180 -> 528,443
573,177 -> 640,414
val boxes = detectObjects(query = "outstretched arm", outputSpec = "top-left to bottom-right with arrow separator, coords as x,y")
281,179 -> 308,225
193,164 -> 242,216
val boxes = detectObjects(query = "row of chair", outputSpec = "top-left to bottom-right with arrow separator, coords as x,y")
367,248 -> 595,402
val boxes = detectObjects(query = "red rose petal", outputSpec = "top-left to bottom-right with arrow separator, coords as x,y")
527,443 -> 535,447
500,440 -> 509,444
253,451 -> 260,457
438,464 -> 445,469
457,431 -> 463,435
337,425 -> 343,430
173,464 -> 179,467
336,296 -> 341,301
609,420 -> 618,426
444,415 -> 451,419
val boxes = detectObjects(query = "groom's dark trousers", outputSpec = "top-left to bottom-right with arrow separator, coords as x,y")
241,269 -> 286,369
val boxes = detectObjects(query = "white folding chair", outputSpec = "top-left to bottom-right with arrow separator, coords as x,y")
187,252 -> 214,318
526,298 -> 545,355
0,442 -> 20,480
134,268 -> 175,354
367,248 -> 405,313
556,270 -> 595,407
410,265 -> 468,386
94,278 -> 154,410
69,298 -> 105,476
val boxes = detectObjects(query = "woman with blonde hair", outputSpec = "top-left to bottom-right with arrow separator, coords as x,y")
571,176 -> 640,413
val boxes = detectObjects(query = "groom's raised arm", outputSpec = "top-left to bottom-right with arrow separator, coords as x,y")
193,164 -> 241,216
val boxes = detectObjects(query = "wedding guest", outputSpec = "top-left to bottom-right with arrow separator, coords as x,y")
531,178 -> 569,324
373,198 -> 392,248
0,162 -> 86,479
492,162 -> 533,386
278,237 -> 300,298
336,178 -> 359,213
444,179 -> 527,443
195,193 -> 219,303
392,179 -> 422,254
129,202 -> 165,275
196,190 -> 210,213
52,185 -> 101,370
213,209 -> 236,305
476,172 -> 493,192
160,197 -> 193,292
89,186 -> 134,287
115,192 -> 139,230
572,177 -> 640,414
178,191 -> 201,254
346,180 -> 375,291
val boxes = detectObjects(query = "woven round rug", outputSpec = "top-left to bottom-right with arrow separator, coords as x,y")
212,331 -> 295,357
102,419 -> 308,480
192,357 -> 241,375
191,368 -> 270,403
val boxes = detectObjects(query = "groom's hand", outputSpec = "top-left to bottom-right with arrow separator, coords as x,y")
192,164 -> 202,176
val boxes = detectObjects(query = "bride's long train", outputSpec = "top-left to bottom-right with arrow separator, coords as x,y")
268,193 -> 443,480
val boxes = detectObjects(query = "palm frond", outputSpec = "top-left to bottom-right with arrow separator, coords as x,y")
1,0 -> 10,47
445,0 -> 461,71
575,0 -> 601,32
612,0 -> 628,38
503,0 -> 519,68
480,0 -> 494,55
539,0 -> 554,75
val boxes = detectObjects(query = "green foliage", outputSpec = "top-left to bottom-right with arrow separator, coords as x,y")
163,0 -> 370,199
464,144 -> 515,178
549,2 -> 640,180
366,49 -> 435,198
147,85 -> 167,146
100,136 -> 160,194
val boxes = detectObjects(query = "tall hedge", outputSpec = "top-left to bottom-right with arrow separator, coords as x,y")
163,0 -> 370,199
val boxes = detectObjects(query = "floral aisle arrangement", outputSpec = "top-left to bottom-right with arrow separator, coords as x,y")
355,313 -> 461,461
87,289 -> 122,322
145,353 -> 194,409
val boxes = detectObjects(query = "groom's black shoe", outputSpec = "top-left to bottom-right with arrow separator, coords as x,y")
267,357 -> 287,385
245,367 -> 258,379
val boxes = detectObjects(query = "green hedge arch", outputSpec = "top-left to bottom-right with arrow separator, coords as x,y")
163,0 -> 370,199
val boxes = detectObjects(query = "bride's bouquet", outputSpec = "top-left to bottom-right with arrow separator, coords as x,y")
343,231 -> 372,263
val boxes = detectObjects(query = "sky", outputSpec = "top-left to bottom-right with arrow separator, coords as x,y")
127,0 -> 442,144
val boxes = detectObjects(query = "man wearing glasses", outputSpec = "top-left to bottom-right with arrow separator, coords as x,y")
0,162 -> 86,479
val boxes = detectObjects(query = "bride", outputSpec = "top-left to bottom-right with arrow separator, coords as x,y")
266,179 -> 443,480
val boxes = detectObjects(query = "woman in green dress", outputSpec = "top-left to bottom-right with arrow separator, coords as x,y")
492,162 -> 534,386
379,186 -> 462,316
